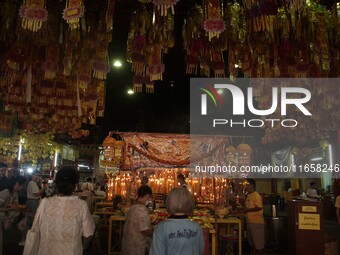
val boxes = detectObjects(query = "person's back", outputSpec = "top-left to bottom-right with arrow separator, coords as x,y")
151,218 -> 204,255
0,163 -> 8,192
37,196 -> 94,255
32,166 -> 95,255
150,187 -> 204,255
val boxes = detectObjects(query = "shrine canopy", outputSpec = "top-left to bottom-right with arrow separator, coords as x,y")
116,132 -> 229,170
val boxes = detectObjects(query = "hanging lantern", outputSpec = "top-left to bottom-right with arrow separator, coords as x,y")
63,0 -> 85,30
226,145 -> 236,165
237,143 -> 252,154
226,145 -> 236,154
19,0 -> 48,32
153,0 -> 180,16
102,136 -> 125,167
237,143 -> 252,166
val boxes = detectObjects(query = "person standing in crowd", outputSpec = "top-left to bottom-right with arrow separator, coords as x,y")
0,176 -> 26,255
121,185 -> 153,255
141,176 -> 149,186
243,179 -> 265,255
26,170 -> 45,228
81,177 -> 94,192
306,181 -> 321,200
150,187 -> 204,255
31,166 -> 95,255
0,163 -> 9,192
177,173 -> 193,195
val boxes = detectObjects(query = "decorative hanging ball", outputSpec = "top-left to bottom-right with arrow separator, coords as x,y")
237,143 -> 252,155
226,145 -> 237,154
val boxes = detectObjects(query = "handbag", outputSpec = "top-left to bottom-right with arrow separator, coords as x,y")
23,199 -> 47,255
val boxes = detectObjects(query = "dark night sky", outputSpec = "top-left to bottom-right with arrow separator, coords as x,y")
103,1 -> 192,135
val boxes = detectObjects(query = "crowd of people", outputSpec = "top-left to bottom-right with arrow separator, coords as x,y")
0,163 -> 266,255
2,161 -> 339,255
0,163 -> 96,255
120,174 -> 265,255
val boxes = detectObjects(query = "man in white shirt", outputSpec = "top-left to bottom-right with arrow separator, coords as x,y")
306,182 -> 321,200
26,171 -> 44,226
81,177 -> 94,192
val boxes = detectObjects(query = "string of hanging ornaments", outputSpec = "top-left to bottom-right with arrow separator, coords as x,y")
0,0 -> 113,135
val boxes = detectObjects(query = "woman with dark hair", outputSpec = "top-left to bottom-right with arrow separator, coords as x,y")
0,175 -> 26,255
121,185 -> 153,255
30,166 -> 95,255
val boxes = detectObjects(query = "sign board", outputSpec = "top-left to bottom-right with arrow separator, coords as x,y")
302,206 -> 317,213
298,213 -> 320,230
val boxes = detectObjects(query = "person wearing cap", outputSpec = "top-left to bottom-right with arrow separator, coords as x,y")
26,170 -> 45,228
0,163 -> 9,192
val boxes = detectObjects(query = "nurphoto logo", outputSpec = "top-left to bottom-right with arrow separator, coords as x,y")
200,83 -> 312,128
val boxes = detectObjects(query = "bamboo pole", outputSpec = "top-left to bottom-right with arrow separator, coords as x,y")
213,175 -> 218,254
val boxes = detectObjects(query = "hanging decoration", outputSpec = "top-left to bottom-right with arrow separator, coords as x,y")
127,5 -> 175,92
153,0 -> 180,16
92,48 -> 110,80
63,0 -> 85,30
183,5 -> 204,75
145,77 -> 154,93
237,143 -> 252,166
132,76 -> 144,93
19,0 -> 48,32
147,43 -> 164,81
0,1 -> 111,135
42,46 -> 59,80
106,0 -> 115,32
203,0 -> 226,41
77,61 -> 92,89
102,135 -> 125,168
225,145 -> 236,166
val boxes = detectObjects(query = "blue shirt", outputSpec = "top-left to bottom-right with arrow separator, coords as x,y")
150,218 -> 204,255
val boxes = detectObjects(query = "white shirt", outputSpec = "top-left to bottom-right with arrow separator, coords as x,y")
27,180 -> 40,199
81,182 -> 94,192
306,188 -> 319,200
37,196 -> 95,255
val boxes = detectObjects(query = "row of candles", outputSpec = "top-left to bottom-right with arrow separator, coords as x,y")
106,169 -> 249,205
